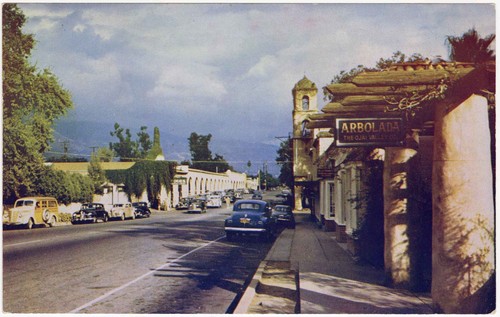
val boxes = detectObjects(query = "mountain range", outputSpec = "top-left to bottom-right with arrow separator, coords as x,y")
50,120 -> 281,177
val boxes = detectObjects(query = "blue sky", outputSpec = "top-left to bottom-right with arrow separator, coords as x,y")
18,3 -> 496,145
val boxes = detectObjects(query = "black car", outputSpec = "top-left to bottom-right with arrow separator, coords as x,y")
272,205 -> 295,229
132,202 -> 151,218
72,203 -> 109,224
224,199 -> 277,241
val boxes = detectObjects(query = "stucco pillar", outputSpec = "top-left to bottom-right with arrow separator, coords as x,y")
383,144 -> 417,288
432,94 -> 494,313
294,185 -> 303,211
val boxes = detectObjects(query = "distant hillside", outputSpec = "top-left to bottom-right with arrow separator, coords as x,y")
50,120 -> 280,176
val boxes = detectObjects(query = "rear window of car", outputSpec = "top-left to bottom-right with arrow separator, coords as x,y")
234,203 -> 262,211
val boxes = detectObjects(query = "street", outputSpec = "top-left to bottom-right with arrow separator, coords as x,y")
3,200 -> 274,314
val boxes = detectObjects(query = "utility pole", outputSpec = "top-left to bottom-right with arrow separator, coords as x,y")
89,146 -> 98,155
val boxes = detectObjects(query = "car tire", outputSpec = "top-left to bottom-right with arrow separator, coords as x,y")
26,218 -> 34,230
120,213 -> 125,221
103,214 -> 109,222
48,216 -> 56,227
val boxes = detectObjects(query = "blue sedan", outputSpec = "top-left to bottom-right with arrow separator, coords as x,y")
224,200 -> 277,241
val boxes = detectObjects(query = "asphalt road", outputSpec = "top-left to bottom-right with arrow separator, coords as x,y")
2,200 -> 275,314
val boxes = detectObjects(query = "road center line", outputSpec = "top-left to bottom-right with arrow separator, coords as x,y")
69,235 -> 225,313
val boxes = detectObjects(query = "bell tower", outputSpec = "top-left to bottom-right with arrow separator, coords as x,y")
291,76 -> 318,211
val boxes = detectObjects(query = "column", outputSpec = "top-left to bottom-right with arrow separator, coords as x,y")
432,94 -> 494,313
293,185 -> 303,211
383,144 -> 417,288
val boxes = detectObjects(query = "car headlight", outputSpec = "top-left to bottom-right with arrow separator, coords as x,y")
258,221 -> 263,225
226,219 -> 233,224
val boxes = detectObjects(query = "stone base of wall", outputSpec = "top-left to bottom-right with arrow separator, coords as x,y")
323,219 -> 336,232
336,224 -> 347,243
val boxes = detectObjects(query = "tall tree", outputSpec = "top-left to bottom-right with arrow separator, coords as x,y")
109,124 -> 154,161
109,123 -> 137,161
3,4 -> 73,203
446,28 -> 495,63
188,132 -> 231,172
276,138 -> 293,189
88,152 -> 106,195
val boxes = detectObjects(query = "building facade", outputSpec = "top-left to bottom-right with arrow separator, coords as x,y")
290,61 -> 495,313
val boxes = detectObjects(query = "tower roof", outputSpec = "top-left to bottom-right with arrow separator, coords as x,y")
293,75 -> 317,91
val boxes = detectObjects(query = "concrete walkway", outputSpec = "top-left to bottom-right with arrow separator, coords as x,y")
234,214 -> 434,314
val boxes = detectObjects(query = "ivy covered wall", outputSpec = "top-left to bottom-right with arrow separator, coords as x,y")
105,161 -> 177,208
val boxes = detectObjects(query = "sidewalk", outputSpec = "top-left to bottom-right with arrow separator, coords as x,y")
234,214 -> 434,314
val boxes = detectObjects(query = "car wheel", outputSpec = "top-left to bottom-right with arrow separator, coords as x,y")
48,216 -> 56,227
120,213 -> 125,221
26,218 -> 34,230
103,214 -> 109,222
132,212 -> 136,220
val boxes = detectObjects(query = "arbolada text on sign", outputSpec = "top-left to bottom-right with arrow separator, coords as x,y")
335,117 -> 405,147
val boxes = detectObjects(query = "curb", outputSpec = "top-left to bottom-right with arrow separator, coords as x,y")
233,260 -> 268,314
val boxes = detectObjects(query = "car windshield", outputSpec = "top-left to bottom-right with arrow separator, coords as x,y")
234,203 -> 262,212
15,200 -> 34,207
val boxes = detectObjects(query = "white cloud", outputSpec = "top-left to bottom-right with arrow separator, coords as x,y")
147,64 -> 227,103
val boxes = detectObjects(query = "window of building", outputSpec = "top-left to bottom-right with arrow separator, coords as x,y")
302,96 -> 309,110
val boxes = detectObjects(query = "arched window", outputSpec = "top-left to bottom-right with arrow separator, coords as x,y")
302,96 -> 309,111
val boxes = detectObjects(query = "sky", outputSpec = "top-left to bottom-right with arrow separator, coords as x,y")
17,2 -> 496,146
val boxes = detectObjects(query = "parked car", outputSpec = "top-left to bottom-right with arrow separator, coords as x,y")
72,203 -> 109,224
272,205 -> 295,229
252,191 -> 263,200
206,195 -> 222,208
224,199 -> 277,241
3,196 -> 59,229
187,198 -> 207,214
175,197 -> 194,210
110,203 -> 135,220
132,202 -> 151,218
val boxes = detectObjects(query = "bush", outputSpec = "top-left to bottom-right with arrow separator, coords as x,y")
59,213 -> 72,223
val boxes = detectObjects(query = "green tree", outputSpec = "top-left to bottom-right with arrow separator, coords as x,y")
95,147 -> 114,162
446,28 -> 495,63
276,138 -> 293,189
137,126 -> 152,158
88,152 -> 106,195
3,4 -> 73,203
109,123 -> 154,161
188,132 -> 232,172
109,123 -> 137,161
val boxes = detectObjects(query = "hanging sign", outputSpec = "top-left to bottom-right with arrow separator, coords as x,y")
335,117 -> 405,147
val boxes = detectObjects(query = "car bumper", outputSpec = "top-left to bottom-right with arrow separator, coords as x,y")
224,227 -> 266,232
72,216 -> 96,222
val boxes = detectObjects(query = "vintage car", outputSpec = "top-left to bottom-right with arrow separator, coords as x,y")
224,199 -> 277,241
3,196 -> 59,229
187,198 -> 207,214
252,191 -> 263,200
272,205 -> 295,229
71,203 -> 109,224
206,195 -> 222,208
110,203 -> 135,220
175,197 -> 193,210
132,202 -> 151,218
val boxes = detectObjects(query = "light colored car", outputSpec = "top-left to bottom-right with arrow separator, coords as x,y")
206,195 -> 222,208
3,197 -> 60,229
110,203 -> 135,220
188,199 -> 207,214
